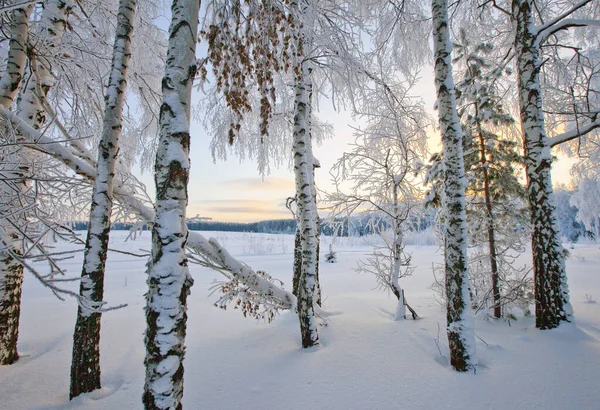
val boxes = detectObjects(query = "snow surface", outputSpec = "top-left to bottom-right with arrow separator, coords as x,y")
1,230 -> 600,409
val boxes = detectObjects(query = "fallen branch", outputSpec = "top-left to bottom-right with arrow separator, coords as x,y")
2,106 -> 296,313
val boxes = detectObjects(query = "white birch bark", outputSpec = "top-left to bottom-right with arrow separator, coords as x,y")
392,184 -> 406,321
0,3 -> 34,366
431,0 -> 477,372
16,0 -> 72,129
512,0 -> 572,329
292,0 -> 319,349
143,0 -> 199,407
69,0 -> 135,399
0,5 -> 33,109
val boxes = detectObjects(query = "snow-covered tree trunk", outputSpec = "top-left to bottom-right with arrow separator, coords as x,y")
292,227 -> 301,297
0,5 -> 32,109
391,183 -> 406,321
294,185 -> 322,309
314,216 -> 322,306
292,0 -> 320,349
69,0 -> 135,399
17,0 -> 72,129
142,0 -> 198,407
0,3 -> 34,366
431,0 -> 477,372
512,0 -> 572,329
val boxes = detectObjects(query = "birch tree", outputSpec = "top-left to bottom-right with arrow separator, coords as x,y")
202,0 -> 319,347
142,0 -> 199,407
69,0 -> 136,399
202,0 -> 399,347
326,63 -> 427,321
289,0 -> 320,348
1,0 -> 163,365
0,2 -> 34,366
431,0 -> 477,372
509,0 -> 599,329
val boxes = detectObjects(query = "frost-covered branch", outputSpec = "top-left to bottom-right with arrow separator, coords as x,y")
549,117 -> 600,147
0,1 -> 38,13
3,241 -> 126,314
0,105 -> 296,314
537,19 -> 600,44
533,0 -> 594,38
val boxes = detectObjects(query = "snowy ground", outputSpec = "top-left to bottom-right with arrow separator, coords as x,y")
1,231 -> 600,409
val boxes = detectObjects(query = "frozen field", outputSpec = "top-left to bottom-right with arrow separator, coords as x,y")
1,230 -> 600,409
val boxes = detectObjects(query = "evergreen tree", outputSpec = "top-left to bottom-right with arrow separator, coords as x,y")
455,32 -> 529,319
427,32 -> 530,319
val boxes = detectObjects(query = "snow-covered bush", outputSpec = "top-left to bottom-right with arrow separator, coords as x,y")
325,244 -> 337,263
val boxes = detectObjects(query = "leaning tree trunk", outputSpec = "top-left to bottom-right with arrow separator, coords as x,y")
0,4 -> 34,366
291,0 -> 319,349
2,107 -> 296,314
512,0 -> 572,329
142,0 -> 199,407
431,0 -> 477,372
69,0 -> 135,399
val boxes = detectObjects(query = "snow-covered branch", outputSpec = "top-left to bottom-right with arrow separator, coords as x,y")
0,106 -> 295,312
0,0 -> 38,13
549,118 -> 600,147
533,0 -> 594,38
537,19 -> 600,44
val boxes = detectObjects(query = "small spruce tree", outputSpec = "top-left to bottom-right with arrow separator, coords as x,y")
427,31 -> 531,319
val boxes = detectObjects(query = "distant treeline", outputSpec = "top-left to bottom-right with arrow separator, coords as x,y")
68,188 -> 595,242
69,219 -> 297,234
187,219 -> 297,233
67,213 -> 437,236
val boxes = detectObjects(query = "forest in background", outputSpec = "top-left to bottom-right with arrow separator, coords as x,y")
66,186 -> 596,242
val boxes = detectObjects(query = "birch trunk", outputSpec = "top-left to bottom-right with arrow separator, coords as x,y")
293,177 -> 322,308
142,0 -> 199,407
391,183 -> 406,321
17,0 -> 72,128
292,227 -> 302,297
0,4 -> 33,366
291,0 -> 319,349
69,0 -> 135,399
314,216 -> 321,306
0,5 -> 32,109
431,0 -> 477,372
512,0 -> 572,329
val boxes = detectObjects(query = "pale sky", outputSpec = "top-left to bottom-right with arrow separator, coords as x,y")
134,68 -> 577,223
